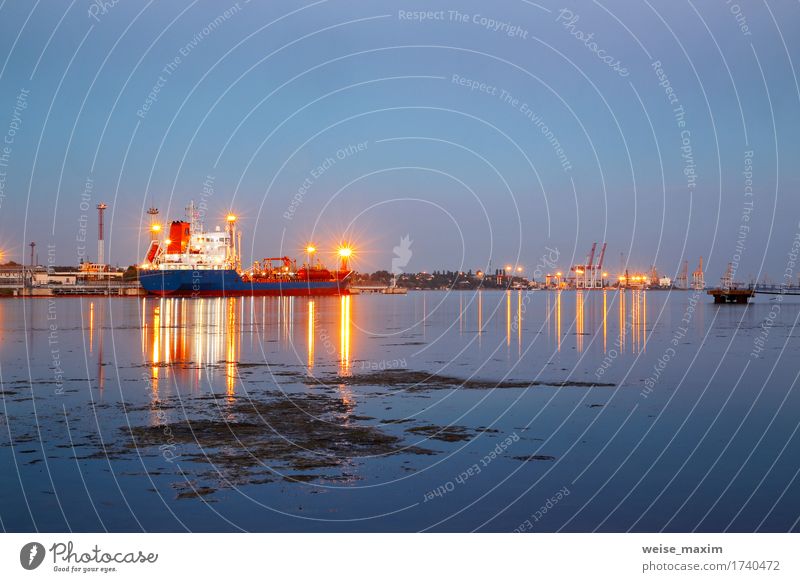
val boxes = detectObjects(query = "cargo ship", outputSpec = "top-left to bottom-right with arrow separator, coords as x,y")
138,202 -> 352,297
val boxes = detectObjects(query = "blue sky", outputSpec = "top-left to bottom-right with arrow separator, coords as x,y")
0,0 -> 798,281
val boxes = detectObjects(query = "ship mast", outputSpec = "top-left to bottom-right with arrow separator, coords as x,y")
237,230 -> 242,271
226,213 -> 238,270
186,201 -> 202,235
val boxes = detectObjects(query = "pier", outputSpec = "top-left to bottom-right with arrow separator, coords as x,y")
350,284 -> 407,295
707,287 -> 755,304
706,262 -> 800,304
0,283 -> 143,297
707,283 -> 800,304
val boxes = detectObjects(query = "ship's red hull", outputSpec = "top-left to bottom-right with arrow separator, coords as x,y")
139,268 -> 351,297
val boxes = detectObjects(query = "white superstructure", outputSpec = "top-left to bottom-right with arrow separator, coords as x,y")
142,202 -> 239,271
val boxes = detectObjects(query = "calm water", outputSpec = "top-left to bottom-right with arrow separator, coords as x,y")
1,290 -> 799,532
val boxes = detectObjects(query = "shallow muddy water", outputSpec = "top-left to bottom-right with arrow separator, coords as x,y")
1,290 -> 798,532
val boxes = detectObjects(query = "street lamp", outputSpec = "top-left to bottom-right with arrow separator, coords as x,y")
337,245 -> 353,270
150,223 -> 162,243
305,244 -> 317,269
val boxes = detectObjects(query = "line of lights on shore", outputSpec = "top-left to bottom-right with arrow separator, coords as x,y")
484,263 -> 659,288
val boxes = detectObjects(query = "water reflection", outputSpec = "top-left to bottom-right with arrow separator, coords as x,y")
627,290 -> 647,354
506,290 -> 511,347
603,291 -> 608,353
477,290 -> 483,338
135,289 -> 653,394
280,297 -> 294,344
226,298 -> 238,399
576,291 -> 585,352
517,291 -> 522,355
307,300 -> 315,370
139,296 -> 356,395
619,289 -> 626,353
88,301 -> 105,390
642,291 -> 648,351
142,297 -> 242,395
89,302 -> 94,353
340,295 -> 351,375
488,290 -> 648,357
459,293 -> 464,334
557,291 -> 562,351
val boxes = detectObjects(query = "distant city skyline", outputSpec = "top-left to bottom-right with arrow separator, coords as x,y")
1,1 -> 798,282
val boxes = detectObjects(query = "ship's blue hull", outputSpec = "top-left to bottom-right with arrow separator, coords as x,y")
139,269 -> 349,296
